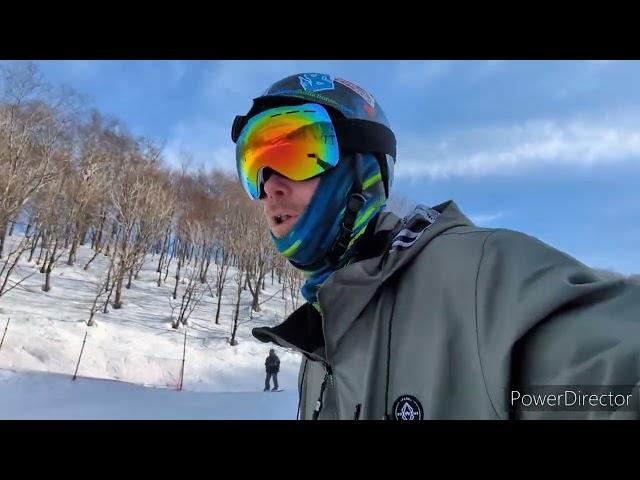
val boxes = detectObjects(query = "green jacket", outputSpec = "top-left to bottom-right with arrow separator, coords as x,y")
253,201 -> 640,419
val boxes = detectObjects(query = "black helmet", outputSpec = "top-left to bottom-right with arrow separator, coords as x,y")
231,73 -> 396,197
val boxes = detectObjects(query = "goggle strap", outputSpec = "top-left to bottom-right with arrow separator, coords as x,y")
326,191 -> 366,265
331,118 -> 396,160
231,115 -> 247,143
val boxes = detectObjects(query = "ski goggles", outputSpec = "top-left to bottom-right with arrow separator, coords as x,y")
234,103 -> 340,200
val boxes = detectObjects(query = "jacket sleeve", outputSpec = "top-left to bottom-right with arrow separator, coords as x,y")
475,229 -> 640,419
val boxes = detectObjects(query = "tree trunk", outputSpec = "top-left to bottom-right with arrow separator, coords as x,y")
87,311 -> 96,327
37,231 -> 48,266
42,238 -> 59,292
0,226 -> 6,259
134,261 -> 143,280
64,225 -> 71,249
104,263 -> 112,293
173,255 -> 182,300
43,265 -> 52,292
103,276 -> 116,313
126,266 -> 134,289
67,224 -> 81,266
84,247 -> 101,270
112,270 -> 125,309
28,229 -> 40,263
164,238 -> 176,283
156,236 -> 169,286
79,226 -> 89,246
215,292 -> 223,325
214,260 -> 228,325
247,276 -> 261,313
8,220 -> 16,236
157,232 -> 168,273
40,249 -> 50,274
200,251 -> 210,284
230,277 -> 243,346
178,282 -> 196,326
252,289 -> 260,312
92,211 -> 106,251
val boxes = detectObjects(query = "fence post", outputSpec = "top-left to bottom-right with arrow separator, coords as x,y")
178,329 -> 187,391
73,332 -> 88,381
0,318 -> 9,354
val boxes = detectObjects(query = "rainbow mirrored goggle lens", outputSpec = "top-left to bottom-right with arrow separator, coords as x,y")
236,103 -> 340,199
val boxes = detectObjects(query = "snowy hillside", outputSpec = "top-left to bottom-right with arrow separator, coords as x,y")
0,233 -> 303,418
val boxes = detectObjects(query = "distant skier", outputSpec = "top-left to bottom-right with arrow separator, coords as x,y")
264,349 -> 280,391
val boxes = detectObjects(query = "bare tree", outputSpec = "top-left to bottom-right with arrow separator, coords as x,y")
0,62 -> 81,297
86,252 -> 118,326
228,200 -> 252,347
0,62 -> 78,254
170,220 -> 207,329
108,139 -> 172,309
84,214 -> 117,271
284,263 -> 304,316
34,157 -> 76,292
244,203 -> 276,312
155,225 -> 173,286
0,232 -> 38,298
210,215 -> 232,325
66,110 -> 112,266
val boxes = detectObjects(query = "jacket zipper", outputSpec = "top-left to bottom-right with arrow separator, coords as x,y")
312,363 -> 332,420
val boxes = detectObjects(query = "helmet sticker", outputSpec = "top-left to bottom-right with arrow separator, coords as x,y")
335,77 -> 375,108
298,73 -> 335,92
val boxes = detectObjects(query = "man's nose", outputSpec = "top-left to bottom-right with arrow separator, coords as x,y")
262,171 -> 291,199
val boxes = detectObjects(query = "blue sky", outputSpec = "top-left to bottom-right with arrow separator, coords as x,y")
10,60 -> 640,274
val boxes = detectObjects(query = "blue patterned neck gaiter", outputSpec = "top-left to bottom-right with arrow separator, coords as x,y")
271,153 -> 387,312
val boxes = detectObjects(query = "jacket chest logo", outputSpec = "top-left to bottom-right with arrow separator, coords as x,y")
392,395 -> 424,420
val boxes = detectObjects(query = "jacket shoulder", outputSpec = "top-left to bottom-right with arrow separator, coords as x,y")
473,228 -> 640,418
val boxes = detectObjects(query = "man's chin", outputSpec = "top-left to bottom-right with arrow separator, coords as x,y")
269,215 -> 299,239
270,226 -> 290,239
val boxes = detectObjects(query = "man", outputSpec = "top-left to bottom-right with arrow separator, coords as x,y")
232,73 -> 640,420
265,348 -> 280,391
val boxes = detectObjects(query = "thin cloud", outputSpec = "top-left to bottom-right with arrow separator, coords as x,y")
396,112 -> 640,179
468,212 -> 505,225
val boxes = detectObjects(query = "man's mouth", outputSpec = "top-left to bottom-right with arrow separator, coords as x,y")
272,214 -> 297,226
